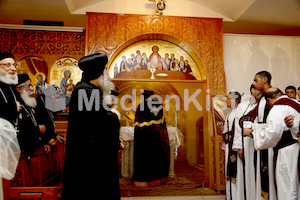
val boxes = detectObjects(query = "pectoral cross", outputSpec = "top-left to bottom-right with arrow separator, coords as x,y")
149,0 -> 167,16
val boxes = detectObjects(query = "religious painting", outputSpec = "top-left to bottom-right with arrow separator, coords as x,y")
109,40 -> 201,80
49,57 -> 81,113
17,56 -> 48,94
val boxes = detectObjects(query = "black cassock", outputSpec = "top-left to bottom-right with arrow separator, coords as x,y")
0,81 -> 18,126
17,95 -> 56,157
63,81 -> 120,200
132,100 -> 170,187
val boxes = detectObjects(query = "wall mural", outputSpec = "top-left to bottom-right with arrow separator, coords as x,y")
17,56 -> 48,95
17,57 -> 81,113
109,40 -> 200,79
48,57 -> 82,113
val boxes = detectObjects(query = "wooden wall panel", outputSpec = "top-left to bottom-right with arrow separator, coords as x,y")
85,13 -> 226,96
0,28 -> 85,76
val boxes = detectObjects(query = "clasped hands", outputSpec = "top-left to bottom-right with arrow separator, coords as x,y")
243,115 -> 295,138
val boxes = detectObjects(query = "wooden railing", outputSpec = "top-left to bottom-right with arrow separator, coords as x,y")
7,142 -> 65,200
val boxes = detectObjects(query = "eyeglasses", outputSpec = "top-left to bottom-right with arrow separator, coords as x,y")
0,63 -> 19,69
22,84 -> 33,89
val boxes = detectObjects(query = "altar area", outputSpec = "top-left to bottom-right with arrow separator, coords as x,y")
120,126 -> 184,179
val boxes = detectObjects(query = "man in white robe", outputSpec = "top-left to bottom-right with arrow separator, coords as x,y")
222,91 -> 241,200
244,87 -> 300,200
232,84 -> 262,200
251,71 -> 276,200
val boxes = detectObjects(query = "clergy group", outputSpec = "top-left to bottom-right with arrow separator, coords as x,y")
222,70 -> 300,200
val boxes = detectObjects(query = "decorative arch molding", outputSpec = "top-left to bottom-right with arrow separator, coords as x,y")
86,13 -> 226,95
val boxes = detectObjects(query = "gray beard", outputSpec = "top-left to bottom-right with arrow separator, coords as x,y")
0,68 -> 18,85
99,72 -> 116,106
21,89 -> 37,108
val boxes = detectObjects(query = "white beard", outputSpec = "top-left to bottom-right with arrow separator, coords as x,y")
99,72 -> 115,106
0,68 -> 18,85
21,89 -> 37,108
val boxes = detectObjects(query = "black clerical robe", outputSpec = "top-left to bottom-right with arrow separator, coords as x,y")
132,100 -> 170,187
34,95 -> 56,143
0,81 -> 18,125
63,81 -> 120,200
17,101 -> 45,157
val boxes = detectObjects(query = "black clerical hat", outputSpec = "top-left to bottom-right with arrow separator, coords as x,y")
143,90 -> 155,99
0,52 -> 14,61
78,52 -> 108,81
111,89 -> 120,97
17,74 -> 30,86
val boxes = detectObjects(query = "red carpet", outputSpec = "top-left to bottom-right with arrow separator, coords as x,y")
120,161 -> 219,197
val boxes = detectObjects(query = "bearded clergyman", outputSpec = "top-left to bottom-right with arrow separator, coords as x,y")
16,73 -> 62,158
63,53 -> 121,200
0,52 -> 20,200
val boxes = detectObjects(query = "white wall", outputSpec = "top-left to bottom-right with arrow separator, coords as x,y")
223,34 -> 300,99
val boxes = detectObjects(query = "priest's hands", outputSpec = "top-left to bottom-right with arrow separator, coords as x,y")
44,145 -> 51,153
16,101 -> 22,112
237,149 -> 243,160
284,115 -> 294,127
243,128 -> 253,137
39,125 -> 46,134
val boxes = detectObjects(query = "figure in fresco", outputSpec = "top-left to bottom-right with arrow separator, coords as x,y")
171,59 -> 180,71
60,70 -> 71,93
136,50 -> 142,67
65,79 -> 75,109
178,56 -> 185,72
169,53 -> 176,69
131,54 -> 138,70
148,46 -> 163,70
163,53 -> 171,70
35,73 -> 46,95
140,53 -> 148,70
114,63 -> 119,77
60,70 -> 72,110
183,60 -> 192,74
127,58 -> 134,72
120,56 -> 127,72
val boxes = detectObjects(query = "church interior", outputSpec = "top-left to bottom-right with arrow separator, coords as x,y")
0,0 -> 300,199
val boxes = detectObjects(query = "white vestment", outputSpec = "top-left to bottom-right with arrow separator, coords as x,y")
223,109 -> 238,200
253,96 -> 300,200
252,96 -> 276,200
0,118 -> 20,200
232,99 -> 257,200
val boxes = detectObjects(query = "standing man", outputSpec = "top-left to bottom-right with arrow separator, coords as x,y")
16,74 -> 64,157
132,90 -> 170,187
222,91 -> 241,200
285,86 -> 297,100
0,52 -> 20,200
63,53 -> 121,200
252,71 -> 276,200
0,52 -> 21,125
244,87 -> 300,200
232,84 -> 262,200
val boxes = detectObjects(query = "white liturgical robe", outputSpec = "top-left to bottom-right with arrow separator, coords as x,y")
232,99 -> 257,200
223,108 -> 238,200
0,118 -> 20,200
252,96 -> 300,200
253,96 -> 276,200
